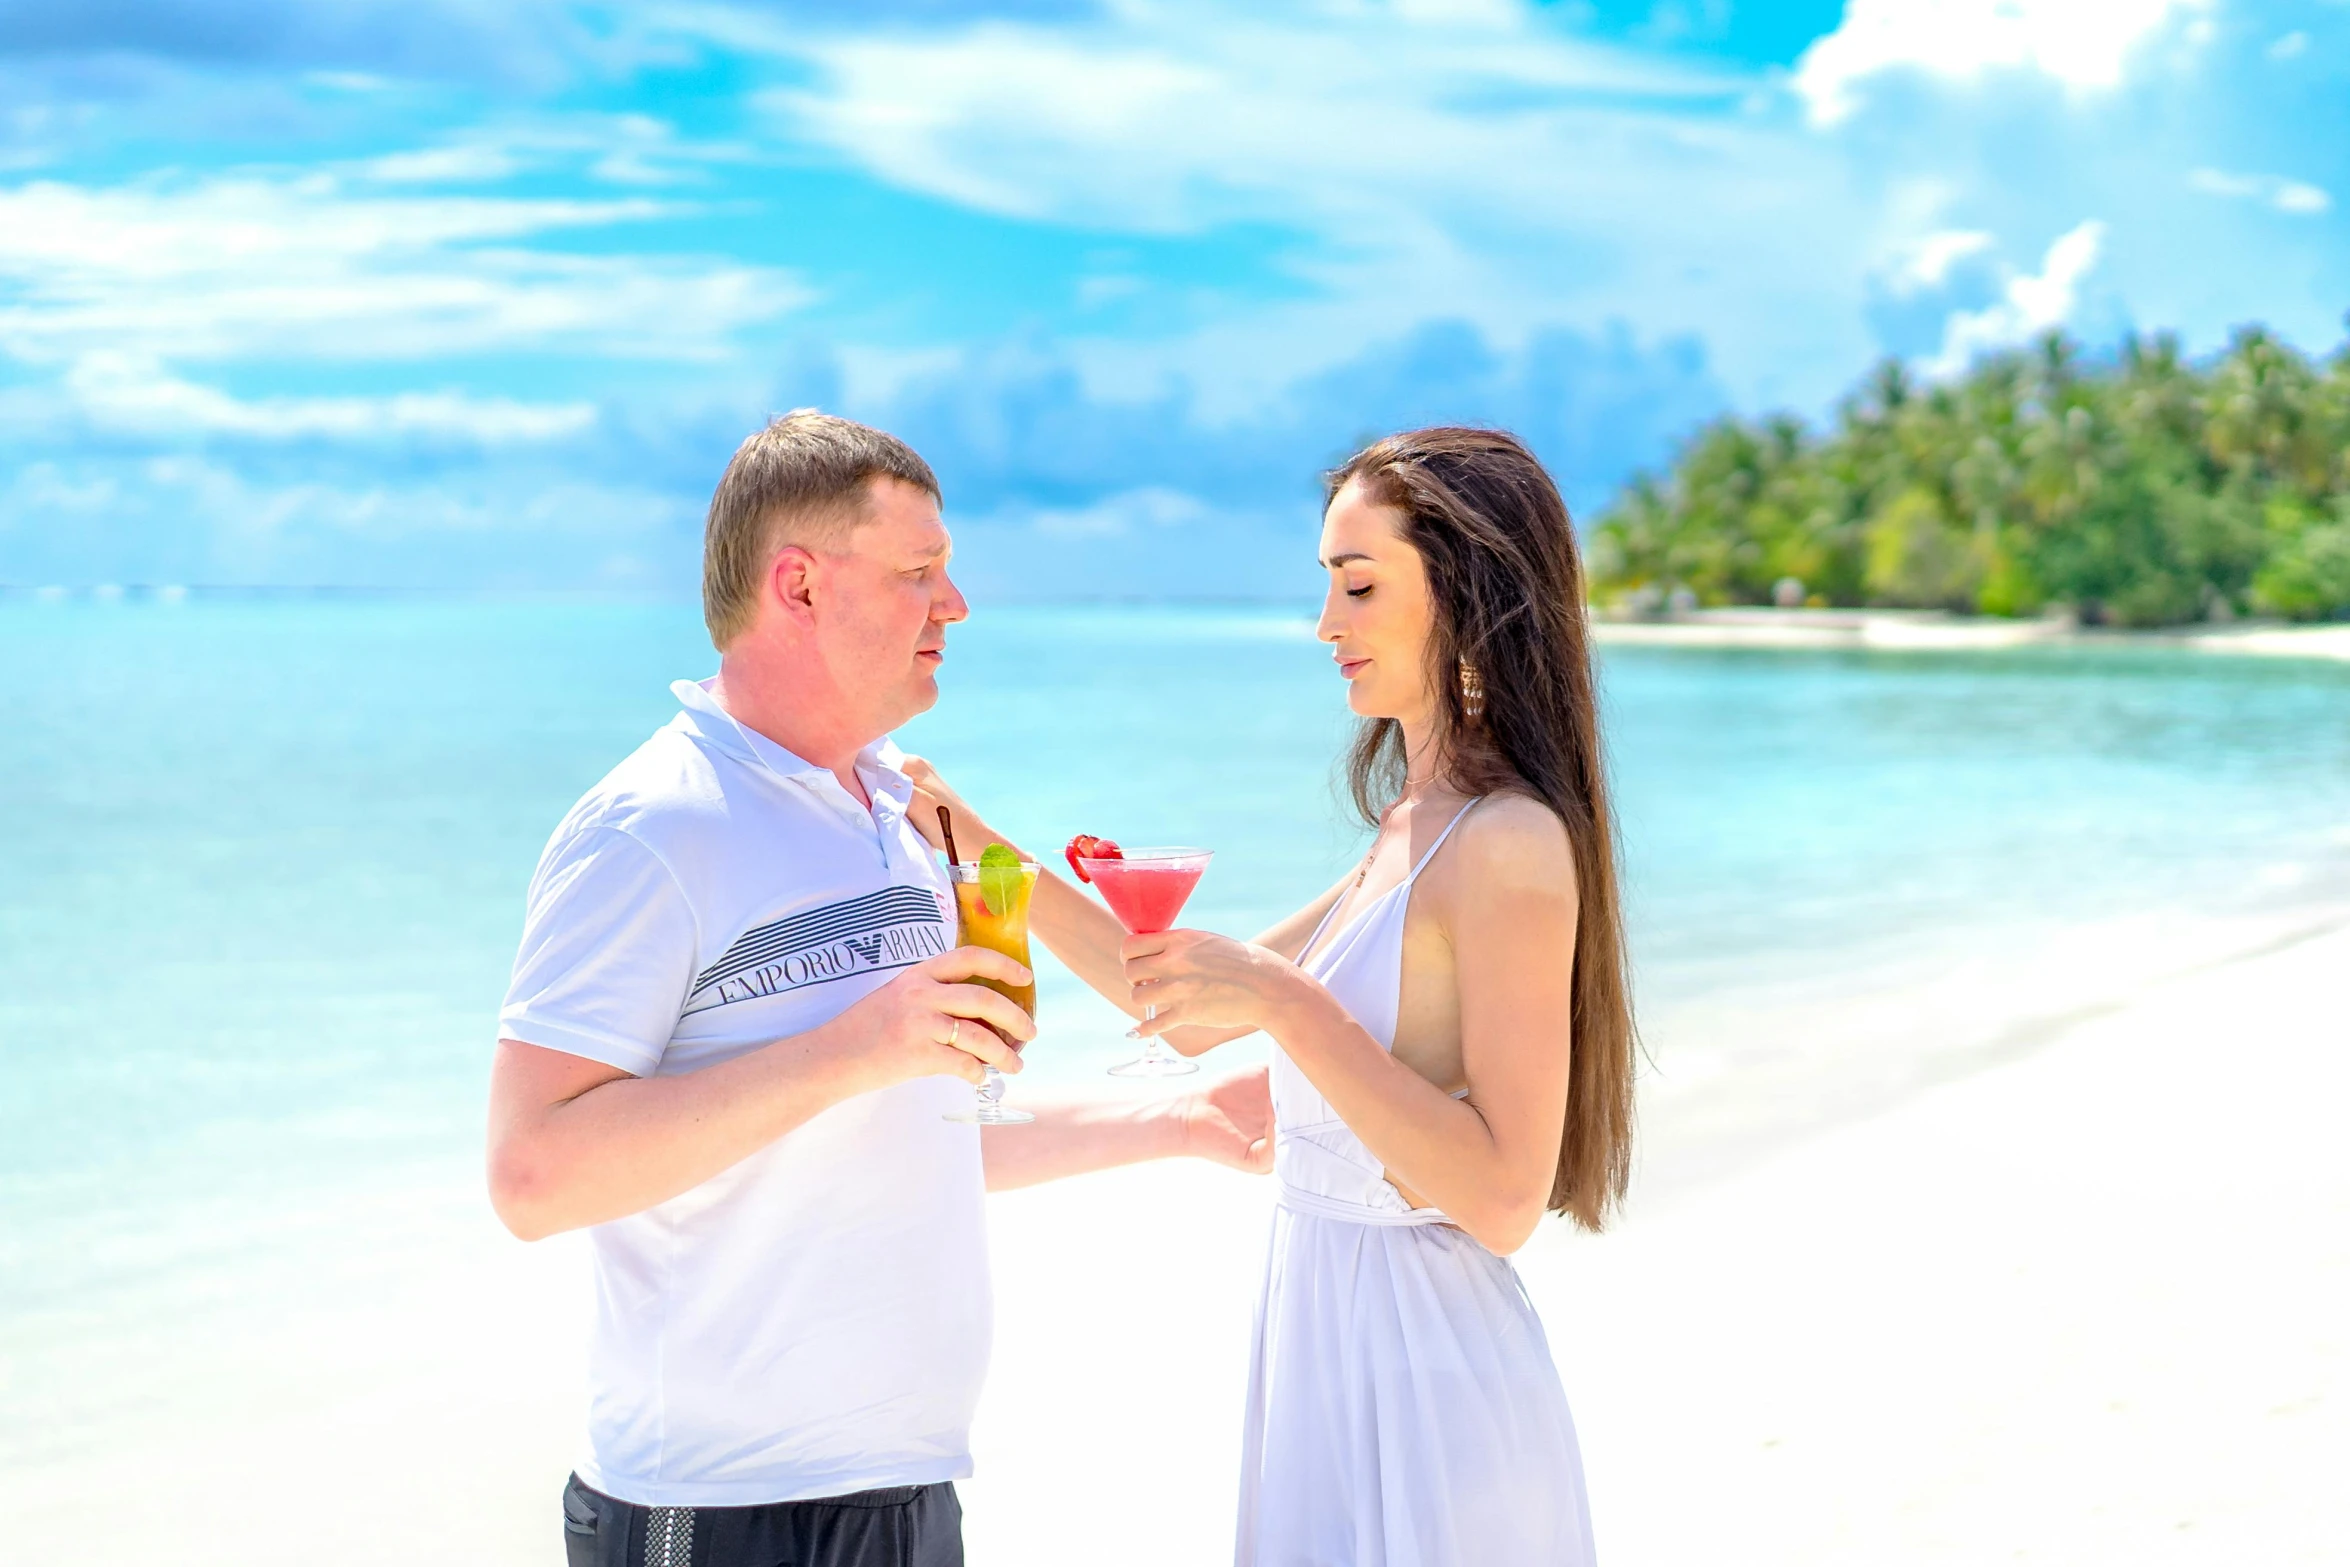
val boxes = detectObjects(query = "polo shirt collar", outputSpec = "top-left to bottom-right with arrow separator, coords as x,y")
668,678 -> 913,804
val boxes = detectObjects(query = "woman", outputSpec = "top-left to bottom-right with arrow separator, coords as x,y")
912,426 -> 1635,1565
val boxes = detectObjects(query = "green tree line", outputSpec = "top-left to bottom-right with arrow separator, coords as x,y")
1589,324 -> 2350,626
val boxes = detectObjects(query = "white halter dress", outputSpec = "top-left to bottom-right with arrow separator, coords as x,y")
1236,802 -> 1596,1567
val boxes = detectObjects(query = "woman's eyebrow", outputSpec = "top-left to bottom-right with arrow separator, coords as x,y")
1320,551 -> 1375,568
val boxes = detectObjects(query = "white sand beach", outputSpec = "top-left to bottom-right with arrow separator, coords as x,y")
1590,607 -> 2350,662
8,915 -> 2342,1565
967,915 -> 2349,1565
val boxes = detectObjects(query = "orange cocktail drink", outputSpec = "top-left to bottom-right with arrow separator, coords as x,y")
950,862 -> 1038,1020
943,853 -> 1039,1125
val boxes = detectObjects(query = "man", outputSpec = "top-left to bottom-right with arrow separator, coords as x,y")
488,410 -> 1271,1567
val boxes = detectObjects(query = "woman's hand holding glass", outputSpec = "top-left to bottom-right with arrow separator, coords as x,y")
1119,929 -> 1306,1041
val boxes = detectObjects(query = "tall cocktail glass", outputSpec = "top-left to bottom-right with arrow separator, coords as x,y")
943,859 -> 1038,1124
1080,847 -> 1212,1079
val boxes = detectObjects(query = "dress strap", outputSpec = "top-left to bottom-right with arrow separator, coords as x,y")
1296,797 -> 1483,971
1403,798 -> 1483,886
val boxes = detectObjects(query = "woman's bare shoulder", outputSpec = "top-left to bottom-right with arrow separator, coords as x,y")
1434,791 -> 1578,898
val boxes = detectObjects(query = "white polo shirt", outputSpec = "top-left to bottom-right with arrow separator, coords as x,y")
499,677 -> 986,1507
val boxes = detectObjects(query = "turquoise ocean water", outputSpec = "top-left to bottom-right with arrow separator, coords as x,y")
4,595 -> 2349,1452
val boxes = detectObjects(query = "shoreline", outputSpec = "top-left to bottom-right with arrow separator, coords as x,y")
1590,606 -> 2350,661
15,588 -> 2350,666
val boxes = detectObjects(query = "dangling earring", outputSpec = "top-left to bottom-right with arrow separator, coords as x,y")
1458,658 -> 1485,722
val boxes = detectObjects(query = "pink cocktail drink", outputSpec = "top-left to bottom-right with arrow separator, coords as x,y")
1072,845 -> 1213,1079
1087,858 -> 1206,935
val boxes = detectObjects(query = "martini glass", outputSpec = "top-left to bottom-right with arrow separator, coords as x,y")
1080,847 -> 1212,1079
941,860 -> 1039,1124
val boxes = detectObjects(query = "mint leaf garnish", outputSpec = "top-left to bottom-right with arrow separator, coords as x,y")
978,842 -> 1023,918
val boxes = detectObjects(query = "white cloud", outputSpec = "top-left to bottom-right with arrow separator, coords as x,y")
0,452 -> 692,589
360,145 -> 524,184
1927,220 -> 2104,376
741,1 -> 1862,411
347,116 -> 757,191
1392,0 -> 1523,22
0,173 -> 806,364
61,352 -> 596,442
1011,486 -> 1211,540
2189,167 -> 2332,216
1794,0 -> 2211,127
759,7 -> 1750,232
1075,274 -> 1145,310
1890,229 -> 1996,293
303,71 -> 397,92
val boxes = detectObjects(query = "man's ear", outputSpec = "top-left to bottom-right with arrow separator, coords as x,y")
768,544 -> 821,626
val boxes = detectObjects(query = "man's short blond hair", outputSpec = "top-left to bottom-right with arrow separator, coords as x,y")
701,409 -> 941,648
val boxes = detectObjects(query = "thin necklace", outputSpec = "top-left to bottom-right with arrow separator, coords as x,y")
1353,782 -> 1440,889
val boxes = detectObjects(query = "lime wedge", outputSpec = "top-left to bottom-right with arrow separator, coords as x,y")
978,842 -> 1023,918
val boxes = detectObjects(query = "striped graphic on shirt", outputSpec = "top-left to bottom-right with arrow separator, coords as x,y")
683,885 -> 949,1016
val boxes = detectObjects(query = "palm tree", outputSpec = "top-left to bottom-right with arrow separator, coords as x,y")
1588,318 -> 2350,624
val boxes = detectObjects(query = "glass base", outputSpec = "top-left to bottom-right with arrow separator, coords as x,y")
944,1102 -> 1036,1124
1107,1051 -> 1199,1079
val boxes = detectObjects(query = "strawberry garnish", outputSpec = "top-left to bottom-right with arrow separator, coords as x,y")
1064,834 -> 1123,883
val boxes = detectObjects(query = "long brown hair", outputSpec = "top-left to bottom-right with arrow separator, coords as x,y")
1327,426 -> 1635,1232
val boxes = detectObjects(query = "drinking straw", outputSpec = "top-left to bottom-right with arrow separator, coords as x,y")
938,806 -> 961,867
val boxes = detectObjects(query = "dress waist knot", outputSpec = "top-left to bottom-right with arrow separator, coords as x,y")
1275,1180 -> 1454,1227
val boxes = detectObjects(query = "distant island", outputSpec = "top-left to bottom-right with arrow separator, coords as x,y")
1588,325 -> 2350,628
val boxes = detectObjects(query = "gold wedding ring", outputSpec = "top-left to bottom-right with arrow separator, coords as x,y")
947,1018 -> 961,1050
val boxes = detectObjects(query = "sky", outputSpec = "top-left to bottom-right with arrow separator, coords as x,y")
1,0 -> 2345,598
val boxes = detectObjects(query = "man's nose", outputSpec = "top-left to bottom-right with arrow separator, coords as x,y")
936,570 -> 971,625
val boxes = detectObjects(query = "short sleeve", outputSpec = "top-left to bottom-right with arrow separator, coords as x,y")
498,825 -> 698,1077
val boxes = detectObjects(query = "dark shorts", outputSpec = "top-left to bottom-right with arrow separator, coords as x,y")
563,1473 -> 963,1567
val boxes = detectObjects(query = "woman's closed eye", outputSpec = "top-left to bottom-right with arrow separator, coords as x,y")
1346,583 -> 1373,599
